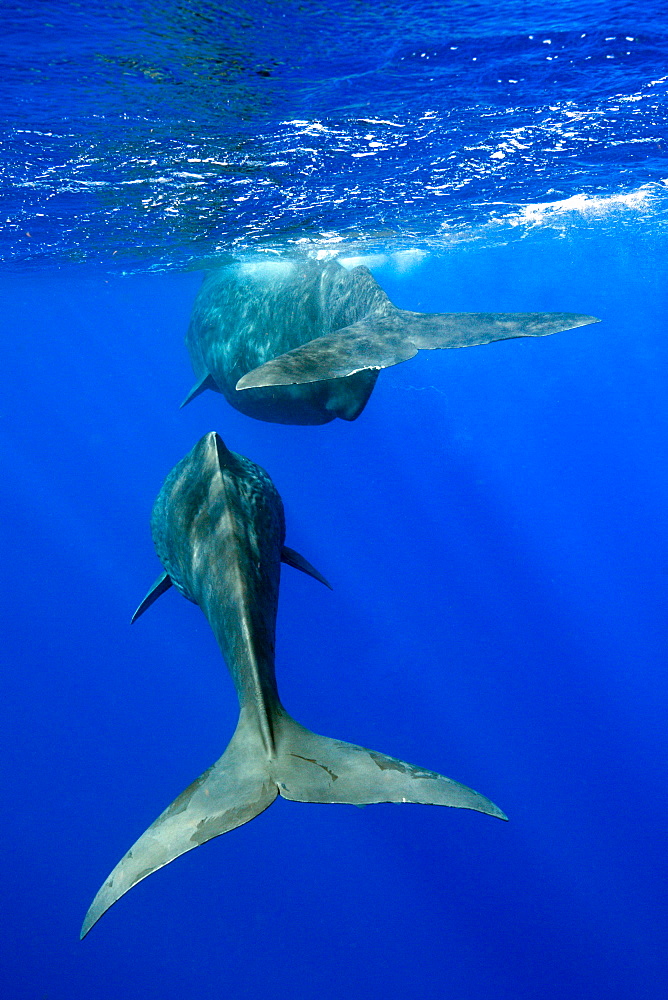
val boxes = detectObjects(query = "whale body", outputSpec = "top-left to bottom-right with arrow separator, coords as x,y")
81,432 -> 506,937
182,258 -> 599,425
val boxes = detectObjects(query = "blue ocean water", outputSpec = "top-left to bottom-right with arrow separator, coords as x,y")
2,2 -> 667,998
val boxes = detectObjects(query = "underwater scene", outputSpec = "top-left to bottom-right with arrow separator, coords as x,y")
2,1 -> 668,997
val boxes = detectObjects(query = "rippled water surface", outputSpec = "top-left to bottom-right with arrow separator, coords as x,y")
3,0 -> 668,267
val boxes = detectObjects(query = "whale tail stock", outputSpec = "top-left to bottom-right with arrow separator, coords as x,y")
235,308 -> 600,390
81,709 -> 507,938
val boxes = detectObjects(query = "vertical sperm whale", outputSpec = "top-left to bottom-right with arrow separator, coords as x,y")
81,432 -> 506,937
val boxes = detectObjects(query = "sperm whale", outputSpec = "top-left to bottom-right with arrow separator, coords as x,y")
181,257 -> 599,424
81,431 -> 506,937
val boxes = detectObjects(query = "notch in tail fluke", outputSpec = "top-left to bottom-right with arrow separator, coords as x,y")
236,310 -> 600,389
81,711 -> 506,938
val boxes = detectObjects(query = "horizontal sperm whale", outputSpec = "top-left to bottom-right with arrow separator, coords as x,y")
182,257 -> 599,424
81,432 -> 506,937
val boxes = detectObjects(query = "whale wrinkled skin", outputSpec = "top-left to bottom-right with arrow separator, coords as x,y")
182,257 -> 599,425
81,432 -> 506,938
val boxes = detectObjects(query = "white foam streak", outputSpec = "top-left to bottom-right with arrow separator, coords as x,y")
505,185 -> 664,227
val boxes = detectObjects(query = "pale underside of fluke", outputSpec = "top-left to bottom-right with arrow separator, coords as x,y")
81,711 -> 507,938
236,309 -> 600,390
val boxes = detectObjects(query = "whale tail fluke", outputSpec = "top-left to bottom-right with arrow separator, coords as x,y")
80,711 -> 277,939
81,711 -> 505,938
273,714 -> 507,816
235,309 -> 600,391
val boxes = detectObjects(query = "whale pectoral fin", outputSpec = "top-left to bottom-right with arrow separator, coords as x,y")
180,372 -> 218,408
281,546 -> 332,590
81,717 -> 277,938
401,309 -> 600,350
275,717 -> 507,819
131,571 -> 173,623
236,318 -> 419,389
235,310 -> 600,389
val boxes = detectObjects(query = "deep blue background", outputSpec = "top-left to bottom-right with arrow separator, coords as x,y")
3,0 -> 668,996
2,221 -> 667,998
